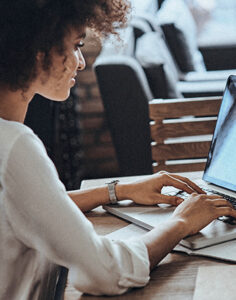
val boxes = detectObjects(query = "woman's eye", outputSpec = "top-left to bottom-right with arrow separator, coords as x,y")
75,41 -> 84,49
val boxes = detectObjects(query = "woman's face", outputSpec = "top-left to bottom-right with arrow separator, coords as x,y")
36,28 -> 86,101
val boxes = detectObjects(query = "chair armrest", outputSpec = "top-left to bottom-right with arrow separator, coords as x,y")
182,69 -> 236,82
177,80 -> 225,98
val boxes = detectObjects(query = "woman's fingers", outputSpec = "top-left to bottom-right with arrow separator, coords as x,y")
158,171 -> 204,194
215,206 -> 236,218
153,194 -> 183,206
210,198 -> 236,217
172,192 -> 236,236
162,173 -> 200,194
190,194 -> 235,209
211,198 -> 234,208
152,193 -> 234,209
170,173 -> 205,194
201,196 -> 236,218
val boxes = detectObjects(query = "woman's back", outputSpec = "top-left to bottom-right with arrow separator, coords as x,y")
0,119 -> 62,299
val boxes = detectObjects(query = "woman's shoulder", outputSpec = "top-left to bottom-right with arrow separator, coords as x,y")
0,117 -> 34,137
0,118 -> 41,157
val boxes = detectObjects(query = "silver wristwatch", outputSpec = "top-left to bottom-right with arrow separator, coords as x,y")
106,180 -> 119,204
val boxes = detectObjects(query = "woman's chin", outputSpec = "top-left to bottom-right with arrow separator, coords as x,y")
55,94 -> 70,101
39,91 -> 71,101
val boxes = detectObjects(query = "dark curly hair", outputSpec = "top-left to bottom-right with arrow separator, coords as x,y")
0,0 -> 130,91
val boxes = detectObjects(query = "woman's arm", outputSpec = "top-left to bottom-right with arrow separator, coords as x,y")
67,183 -> 134,212
68,171 -> 205,212
142,218 -> 186,269
5,133 -> 150,295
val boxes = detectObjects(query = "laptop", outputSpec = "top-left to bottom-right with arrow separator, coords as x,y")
103,75 -> 236,250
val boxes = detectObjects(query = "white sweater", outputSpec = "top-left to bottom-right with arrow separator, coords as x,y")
0,118 -> 150,300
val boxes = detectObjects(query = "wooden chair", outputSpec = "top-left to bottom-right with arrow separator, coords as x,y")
149,96 -> 222,173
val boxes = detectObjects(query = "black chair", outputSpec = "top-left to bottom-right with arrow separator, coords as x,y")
94,55 -> 153,175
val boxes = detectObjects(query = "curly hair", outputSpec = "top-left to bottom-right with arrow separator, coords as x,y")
0,0 -> 130,91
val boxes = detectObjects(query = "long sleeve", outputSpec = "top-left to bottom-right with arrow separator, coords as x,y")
3,131 -> 150,296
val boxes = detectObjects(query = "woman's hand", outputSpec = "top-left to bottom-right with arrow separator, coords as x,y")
141,192 -> 236,270
118,171 -> 205,206
171,193 -> 236,236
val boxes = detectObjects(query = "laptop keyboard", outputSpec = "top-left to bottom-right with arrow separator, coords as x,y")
168,188 -> 236,225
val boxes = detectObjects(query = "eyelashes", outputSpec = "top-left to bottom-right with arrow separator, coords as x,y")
75,41 -> 84,49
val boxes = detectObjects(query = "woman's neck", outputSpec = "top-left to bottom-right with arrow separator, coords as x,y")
0,88 -> 34,123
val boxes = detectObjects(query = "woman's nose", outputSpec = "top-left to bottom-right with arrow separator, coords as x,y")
77,49 -> 86,71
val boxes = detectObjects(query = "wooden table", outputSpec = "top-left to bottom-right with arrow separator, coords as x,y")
65,172 -> 234,300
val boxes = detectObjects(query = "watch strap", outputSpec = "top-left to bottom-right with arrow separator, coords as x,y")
106,180 -> 119,204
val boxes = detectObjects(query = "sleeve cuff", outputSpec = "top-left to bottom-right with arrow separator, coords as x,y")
116,239 -> 150,288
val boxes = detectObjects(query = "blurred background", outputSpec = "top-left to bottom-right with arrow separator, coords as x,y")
25,0 -> 236,190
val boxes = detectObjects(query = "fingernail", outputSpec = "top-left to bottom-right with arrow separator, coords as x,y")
177,199 -> 183,205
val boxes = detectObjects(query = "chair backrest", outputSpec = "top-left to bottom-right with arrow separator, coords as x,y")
93,24 -> 156,176
149,96 -> 222,173
94,55 -> 154,176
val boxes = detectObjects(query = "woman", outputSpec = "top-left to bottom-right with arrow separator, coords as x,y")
0,1 -> 235,299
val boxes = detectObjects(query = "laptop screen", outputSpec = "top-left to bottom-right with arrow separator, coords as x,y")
203,75 -> 236,192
